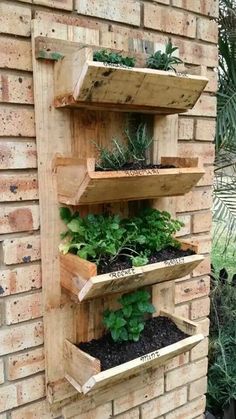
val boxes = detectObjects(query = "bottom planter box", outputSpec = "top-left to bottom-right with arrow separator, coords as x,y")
64,311 -> 204,395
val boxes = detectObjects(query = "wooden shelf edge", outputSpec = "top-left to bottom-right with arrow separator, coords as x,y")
64,311 -> 204,395
56,157 -> 205,205
60,245 -> 205,302
54,46 -> 208,113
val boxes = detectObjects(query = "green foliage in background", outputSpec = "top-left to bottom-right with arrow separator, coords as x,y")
146,41 -> 183,71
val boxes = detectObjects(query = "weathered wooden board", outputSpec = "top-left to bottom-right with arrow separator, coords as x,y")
64,311 -> 204,395
60,244 -> 204,302
54,46 -> 208,113
56,156 -> 204,205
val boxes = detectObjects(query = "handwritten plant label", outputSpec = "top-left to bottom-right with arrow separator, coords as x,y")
109,268 -> 136,279
164,257 -> 185,266
103,62 -> 134,69
140,350 -> 160,362
124,168 -> 160,176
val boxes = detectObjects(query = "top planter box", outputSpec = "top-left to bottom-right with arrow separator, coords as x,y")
54,47 -> 208,113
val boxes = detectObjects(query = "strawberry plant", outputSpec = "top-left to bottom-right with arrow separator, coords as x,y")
103,290 -> 155,342
146,41 -> 183,71
93,49 -> 136,67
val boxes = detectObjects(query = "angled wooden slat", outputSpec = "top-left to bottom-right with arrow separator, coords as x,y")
56,157 -> 205,205
64,311 -> 204,395
54,46 -> 208,113
60,242 -> 204,302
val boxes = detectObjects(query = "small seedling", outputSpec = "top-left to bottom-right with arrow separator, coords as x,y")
103,290 -> 155,342
93,49 -> 136,67
146,41 -> 183,71
93,123 -> 153,170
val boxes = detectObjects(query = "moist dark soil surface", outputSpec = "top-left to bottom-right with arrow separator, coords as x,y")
78,316 -> 188,370
95,162 -> 176,172
97,246 -> 195,274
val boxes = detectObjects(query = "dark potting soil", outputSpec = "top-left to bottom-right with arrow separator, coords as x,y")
78,316 -> 188,370
95,162 -> 176,172
97,246 -> 195,274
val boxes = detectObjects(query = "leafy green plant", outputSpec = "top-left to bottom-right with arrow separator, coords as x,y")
103,290 -> 155,342
146,41 -> 183,71
94,123 -> 153,170
59,207 -> 184,269
93,49 -> 136,67
207,266 -> 236,415
93,138 -> 128,170
126,123 -> 153,165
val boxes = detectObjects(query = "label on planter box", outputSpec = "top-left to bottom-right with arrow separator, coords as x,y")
124,168 -> 160,176
109,268 -> 136,279
140,350 -> 160,362
164,257 -> 185,266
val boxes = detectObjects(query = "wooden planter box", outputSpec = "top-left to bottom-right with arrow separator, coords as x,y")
56,156 -> 205,205
60,242 -> 204,302
54,47 -> 208,113
64,310 -> 204,394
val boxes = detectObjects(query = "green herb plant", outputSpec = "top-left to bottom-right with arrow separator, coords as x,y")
94,123 -> 153,171
93,49 -> 136,67
59,207 -> 184,268
146,41 -> 183,72
103,290 -> 155,342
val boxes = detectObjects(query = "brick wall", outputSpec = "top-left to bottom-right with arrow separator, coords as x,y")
0,0 -> 217,418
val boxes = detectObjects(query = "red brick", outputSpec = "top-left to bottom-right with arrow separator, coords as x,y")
11,400 -> 60,419
0,360 -> 4,384
174,304 -> 190,318
173,37 -> 218,67
0,140 -> 37,169
197,166 -> 214,187
185,95 -> 217,117
0,205 -> 39,234
16,375 -> 45,406
2,235 -> 40,265
198,18 -> 218,44
144,3 -> 196,38
113,368 -> 164,414
176,189 -> 212,212
172,0 -> 218,18
166,395 -> 206,419
0,106 -> 35,137
195,318 -> 210,337
191,338 -> 209,361
0,320 -> 43,356
0,172 -> 38,202
178,142 -> 215,164
195,119 -> 216,141
164,352 -> 189,372
189,377 -> 208,400
0,264 -> 41,297
0,2 -> 31,37
0,37 -> 32,71
192,257 -> 211,277
68,403 -> 112,419
191,297 -> 210,320
5,292 -> 42,325
115,408 -> 139,419
141,387 -> 187,419
188,235 -> 211,254
0,383 -> 17,413
175,276 -> 210,304
76,0 -> 141,26
178,118 -> 194,140
176,214 -> 191,237
165,358 -> 208,391
205,69 -> 218,93
0,72 -> 33,104
193,211 -> 212,233
34,0 -> 73,10
7,347 -> 44,380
